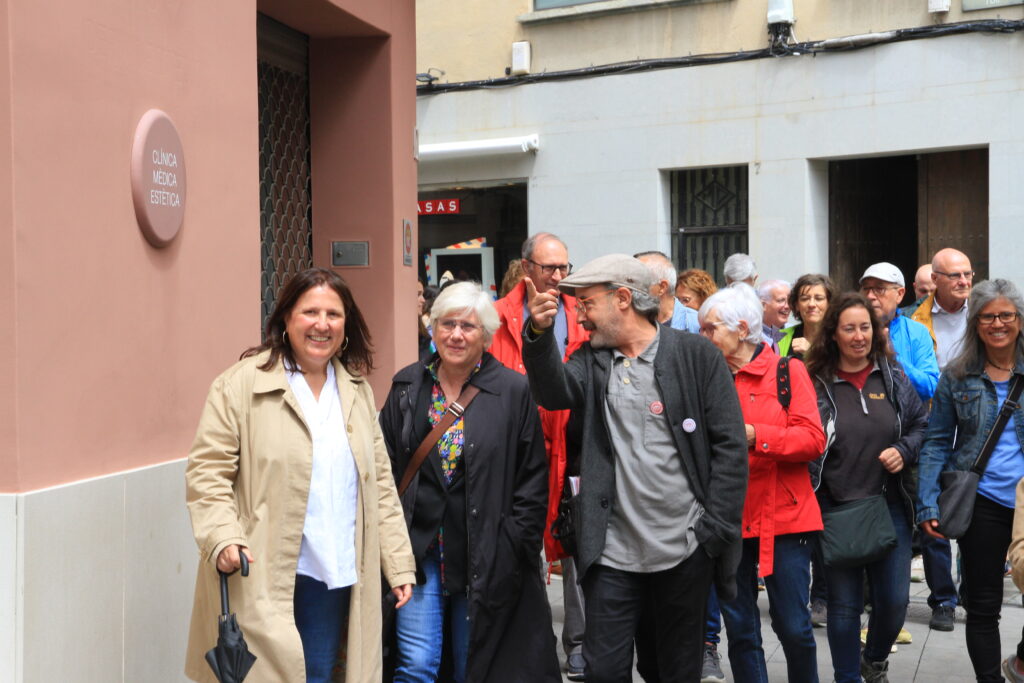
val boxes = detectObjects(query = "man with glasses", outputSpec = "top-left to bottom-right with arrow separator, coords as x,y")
859,262 -> 940,402
521,254 -> 748,683
912,248 -> 974,369
909,248 -> 975,633
490,232 -> 590,680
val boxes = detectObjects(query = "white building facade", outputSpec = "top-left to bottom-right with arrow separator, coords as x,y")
417,12 -> 1024,289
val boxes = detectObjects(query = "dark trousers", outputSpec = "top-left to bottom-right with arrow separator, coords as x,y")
584,548 -> 712,683
823,501 -> 912,683
720,534 -> 818,683
704,585 -> 722,644
960,493 -> 1024,682
921,533 -> 958,608
810,535 -> 829,603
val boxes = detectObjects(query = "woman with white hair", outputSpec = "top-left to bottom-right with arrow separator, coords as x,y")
379,281 -> 561,682
698,283 -> 825,683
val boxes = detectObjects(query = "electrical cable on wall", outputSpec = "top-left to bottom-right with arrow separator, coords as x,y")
418,19 -> 1024,96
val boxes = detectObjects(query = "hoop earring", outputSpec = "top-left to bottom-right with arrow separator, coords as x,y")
282,330 -> 289,346
341,337 -> 349,352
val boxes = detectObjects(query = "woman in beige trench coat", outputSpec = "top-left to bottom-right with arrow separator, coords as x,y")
185,268 -> 415,683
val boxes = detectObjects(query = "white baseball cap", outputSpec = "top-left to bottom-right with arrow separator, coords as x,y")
860,262 -> 905,288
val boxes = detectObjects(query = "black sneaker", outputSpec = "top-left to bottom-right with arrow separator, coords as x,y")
566,652 -> 585,681
860,654 -> 890,683
930,604 -> 955,632
701,643 -> 726,683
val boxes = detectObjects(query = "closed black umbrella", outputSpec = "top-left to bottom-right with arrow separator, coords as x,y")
205,554 -> 257,683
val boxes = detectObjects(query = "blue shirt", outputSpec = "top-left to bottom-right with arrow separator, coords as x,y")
887,312 -> 940,401
978,379 -> 1024,508
670,300 -> 699,334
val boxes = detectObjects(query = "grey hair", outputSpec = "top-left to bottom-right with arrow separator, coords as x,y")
630,288 -> 661,322
698,282 -> 764,345
634,251 -> 677,288
724,253 -> 757,284
429,281 -> 501,344
945,278 -> 1024,380
521,232 -> 567,261
757,279 -> 791,302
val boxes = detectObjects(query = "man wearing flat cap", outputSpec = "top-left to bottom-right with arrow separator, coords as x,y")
520,253 -> 748,683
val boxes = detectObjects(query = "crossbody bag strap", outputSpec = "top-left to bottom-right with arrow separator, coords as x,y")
397,384 -> 481,496
970,373 -> 1024,476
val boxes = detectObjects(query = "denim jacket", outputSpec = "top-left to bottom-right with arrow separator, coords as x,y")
915,360 -> 1024,525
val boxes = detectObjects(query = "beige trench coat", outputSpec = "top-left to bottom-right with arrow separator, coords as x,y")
184,352 -> 415,683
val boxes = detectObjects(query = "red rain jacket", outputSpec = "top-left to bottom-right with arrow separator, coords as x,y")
490,280 -> 589,561
734,345 -> 825,576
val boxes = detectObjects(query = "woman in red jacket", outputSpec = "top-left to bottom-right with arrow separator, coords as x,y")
698,283 -> 826,683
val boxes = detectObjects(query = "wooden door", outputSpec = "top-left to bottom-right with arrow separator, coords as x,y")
829,156 -> 918,299
917,149 -> 989,280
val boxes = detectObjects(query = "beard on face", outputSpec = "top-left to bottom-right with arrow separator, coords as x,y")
584,316 -> 621,349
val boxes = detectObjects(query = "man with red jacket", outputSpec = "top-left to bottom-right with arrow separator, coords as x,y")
490,232 -> 590,680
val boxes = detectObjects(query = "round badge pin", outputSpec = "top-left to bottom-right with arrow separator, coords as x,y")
649,401 -> 664,415
682,418 -> 697,433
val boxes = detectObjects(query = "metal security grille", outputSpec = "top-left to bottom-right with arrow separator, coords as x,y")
258,15 -> 312,334
671,166 -> 749,285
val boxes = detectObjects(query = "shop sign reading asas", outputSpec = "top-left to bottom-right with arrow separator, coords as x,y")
131,109 -> 187,247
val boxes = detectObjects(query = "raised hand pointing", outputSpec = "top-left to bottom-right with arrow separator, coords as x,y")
524,276 -> 560,330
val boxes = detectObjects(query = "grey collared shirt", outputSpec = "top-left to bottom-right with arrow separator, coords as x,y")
932,298 -> 968,370
599,327 -> 700,572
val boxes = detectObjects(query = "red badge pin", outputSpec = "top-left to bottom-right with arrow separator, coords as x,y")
649,401 -> 664,415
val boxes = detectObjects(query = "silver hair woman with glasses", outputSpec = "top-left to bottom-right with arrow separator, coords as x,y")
917,279 -> 1024,683
379,281 -> 561,683
696,284 -> 824,683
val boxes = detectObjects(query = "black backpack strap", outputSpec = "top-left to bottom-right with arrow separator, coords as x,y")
776,356 -> 792,410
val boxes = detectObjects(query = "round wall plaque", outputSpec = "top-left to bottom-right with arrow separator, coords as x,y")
131,109 -> 186,247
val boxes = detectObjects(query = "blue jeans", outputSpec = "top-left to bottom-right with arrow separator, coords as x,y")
705,585 -> 721,644
394,549 -> 469,683
823,501 -> 912,683
720,533 -> 818,683
921,534 -> 958,608
293,574 -> 351,683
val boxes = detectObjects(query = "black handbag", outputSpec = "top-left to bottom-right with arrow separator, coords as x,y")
820,493 -> 898,568
937,374 -> 1024,539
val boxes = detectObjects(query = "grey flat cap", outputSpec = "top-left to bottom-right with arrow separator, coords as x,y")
557,253 -> 657,297
860,262 -> 905,287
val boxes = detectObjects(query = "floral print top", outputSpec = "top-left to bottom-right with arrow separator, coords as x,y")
426,358 -> 481,594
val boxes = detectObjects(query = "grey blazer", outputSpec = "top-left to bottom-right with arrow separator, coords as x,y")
522,322 -> 748,600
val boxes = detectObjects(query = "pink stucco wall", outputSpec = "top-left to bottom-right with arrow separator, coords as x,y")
0,0 -> 417,492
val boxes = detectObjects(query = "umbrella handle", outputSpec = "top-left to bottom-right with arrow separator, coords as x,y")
217,550 -> 251,616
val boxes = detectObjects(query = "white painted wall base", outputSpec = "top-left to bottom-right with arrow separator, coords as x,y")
0,460 -> 195,682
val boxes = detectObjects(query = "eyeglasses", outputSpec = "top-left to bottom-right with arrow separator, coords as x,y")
527,259 -> 573,277
699,321 -> 728,337
934,269 -> 975,282
437,319 -> 481,334
978,311 -> 1019,325
574,289 -> 615,314
859,285 -> 900,297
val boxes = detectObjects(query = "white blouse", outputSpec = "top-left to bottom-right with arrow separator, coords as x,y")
286,362 -> 358,590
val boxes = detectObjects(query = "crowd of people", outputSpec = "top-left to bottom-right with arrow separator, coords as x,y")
181,236 -> 1024,683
